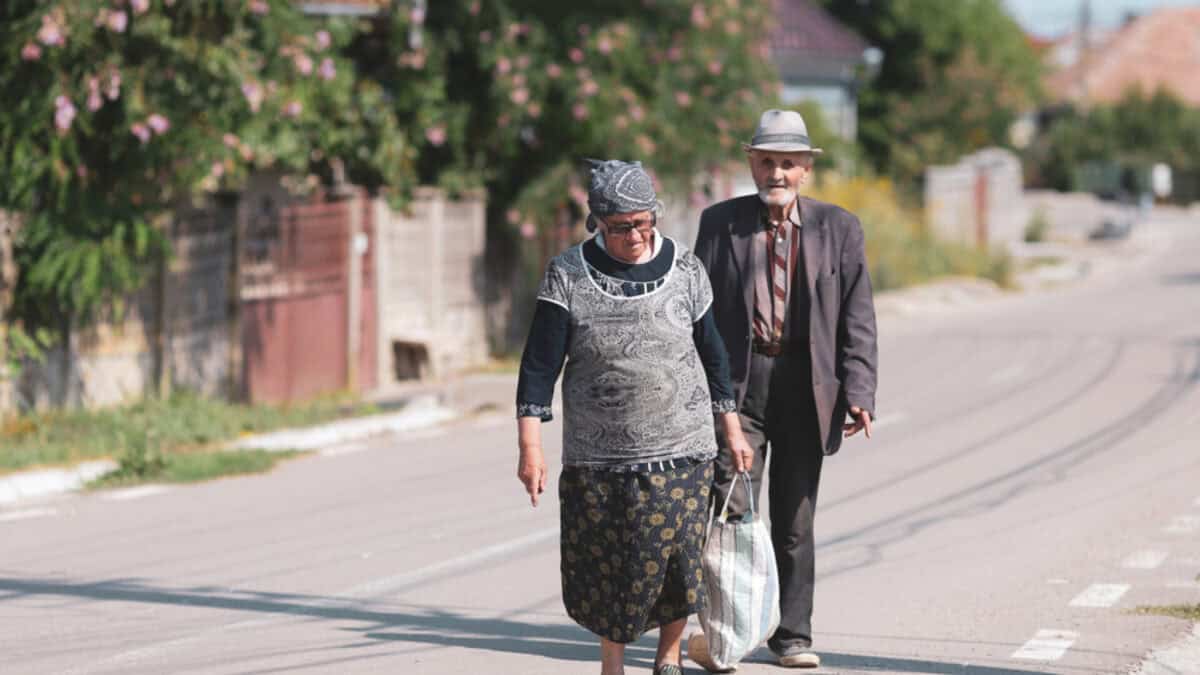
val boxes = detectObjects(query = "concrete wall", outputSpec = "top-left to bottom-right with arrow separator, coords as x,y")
374,188 -> 489,383
1024,190 -> 1138,242
926,148 -> 1029,248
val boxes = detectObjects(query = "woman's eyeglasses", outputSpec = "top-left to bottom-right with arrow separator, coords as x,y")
603,217 -> 655,238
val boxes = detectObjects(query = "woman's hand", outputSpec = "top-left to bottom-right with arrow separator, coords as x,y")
517,417 -> 547,507
518,445 -> 548,507
718,412 -> 754,473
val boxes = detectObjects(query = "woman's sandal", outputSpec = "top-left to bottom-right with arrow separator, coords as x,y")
653,663 -> 684,675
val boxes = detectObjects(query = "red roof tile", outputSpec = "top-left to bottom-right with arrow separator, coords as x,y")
770,0 -> 867,58
1046,7 -> 1200,106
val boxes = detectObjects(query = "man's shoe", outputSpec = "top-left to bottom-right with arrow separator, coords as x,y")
773,645 -> 820,669
653,663 -> 685,675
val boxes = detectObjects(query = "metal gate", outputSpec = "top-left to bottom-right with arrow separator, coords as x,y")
239,189 -> 376,404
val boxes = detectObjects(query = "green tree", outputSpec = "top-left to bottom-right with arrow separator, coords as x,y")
0,0 -> 413,340
817,0 -> 1042,185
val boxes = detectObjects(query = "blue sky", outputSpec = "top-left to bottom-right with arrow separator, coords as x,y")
1004,0 -> 1199,37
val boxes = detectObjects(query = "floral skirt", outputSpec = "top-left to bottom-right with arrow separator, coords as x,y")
559,460 -> 713,643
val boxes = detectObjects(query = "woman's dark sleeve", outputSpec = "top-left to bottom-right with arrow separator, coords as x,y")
693,307 -> 737,413
516,300 -> 570,421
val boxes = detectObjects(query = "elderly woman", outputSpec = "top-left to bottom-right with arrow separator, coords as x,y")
516,160 -> 754,675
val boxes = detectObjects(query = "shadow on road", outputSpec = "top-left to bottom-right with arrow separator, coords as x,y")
0,575 -> 659,668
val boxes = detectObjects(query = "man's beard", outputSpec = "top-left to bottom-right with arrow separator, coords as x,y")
757,187 -> 796,207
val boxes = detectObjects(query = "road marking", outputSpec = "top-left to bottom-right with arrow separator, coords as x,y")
871,411 -> 909,430
1011,629 -> 1079,661
990,364 -> 1027,383
343,525 -> 560,598
1069,583 -> 1130,608
318,442 -> 369,457
100,485 -> 171,501
1164,515 -> 1200,534
1122,550 -> 1169,570
0,507 -> 57,522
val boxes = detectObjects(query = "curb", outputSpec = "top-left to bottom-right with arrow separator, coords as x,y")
1133,623 -> 1200,675
0,394 -> 459,508
0,460 -> 116,507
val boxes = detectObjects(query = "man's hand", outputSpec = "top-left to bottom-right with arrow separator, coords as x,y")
517,445 -> 548,507
843,406 -> 873,439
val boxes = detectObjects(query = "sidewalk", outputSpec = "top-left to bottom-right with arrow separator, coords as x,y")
0,371 -> 518,507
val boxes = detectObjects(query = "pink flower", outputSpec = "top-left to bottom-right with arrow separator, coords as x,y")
249,0 -> 269,16
496,57 -> 511,75
315,30 -> 331,50
425,125 -> 446,146
410,6 -> 426,24
597,37 -> 613,55
675,91 -> 692,107
569,48 -> 584,63
691,4 -> 709,28
131,0 -> 150,15
54,96 -> 76,134
318,58 -> 336,80
572,103 -> 588,120
506,209 -> 521,224
469,1 -> 481,16
581,80 -> 598,97
76,165 -> 89,179
147,113 -> 169,134
725,20 -> 741,36
630,105 -> 645,121
545,63 -> 562,78
241,82 -> 263,112
708,60 -> 723,75
107,11 -> 128,33
294,53 -> 313,75
21,43 -> 41,61
130,122 -> 151,143
636,135 -> 656,155
479,30 -> 492,44
510,88 -> 529,105
86,81 -> 103,112
240,145 -> 255,161
106,71 -> 122,100
667,46 -> 682,61
223,133 -> 240,148
520,222 -> 537,240
578,24 -> 591,37
512,73 -> 527,87
282,100 -> 303,117
37,14 -> 65,46
211,162 -> 225,178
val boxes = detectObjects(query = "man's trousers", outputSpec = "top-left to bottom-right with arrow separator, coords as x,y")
712,351 -> 824,651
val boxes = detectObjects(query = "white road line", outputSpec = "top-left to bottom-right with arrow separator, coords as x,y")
1011,629 -> 1079,661
1122,550 -> 1169,570
1069,583 -> 1130,608
990,364 -> 1027,383
60,525 -> 563,674
871,411 -> 909,430
1164,515 -> 1200,534
0,507 -> 57,522
343,525 -> 560,598
100,485 -> 171,502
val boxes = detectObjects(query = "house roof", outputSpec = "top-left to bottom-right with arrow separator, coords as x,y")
1045,7 -> 1200,106
770,0 -> 869,83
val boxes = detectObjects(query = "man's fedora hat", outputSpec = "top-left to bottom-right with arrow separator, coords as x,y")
744,109 -> 823,154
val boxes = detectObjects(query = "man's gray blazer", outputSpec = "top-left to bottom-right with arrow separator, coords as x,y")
694,194 -> 878,455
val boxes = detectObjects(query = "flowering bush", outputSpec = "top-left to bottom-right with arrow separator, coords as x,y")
0,0 -> 411,329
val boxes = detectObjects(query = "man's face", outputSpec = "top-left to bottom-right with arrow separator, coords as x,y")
748,150 -> 814,208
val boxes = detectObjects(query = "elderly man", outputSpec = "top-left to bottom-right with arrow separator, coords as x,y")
693,110 -> 878,669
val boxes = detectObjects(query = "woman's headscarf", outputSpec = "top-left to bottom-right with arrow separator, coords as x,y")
585,159 -> 660,232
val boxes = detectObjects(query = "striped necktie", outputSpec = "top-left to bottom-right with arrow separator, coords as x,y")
754,219 -> 791,342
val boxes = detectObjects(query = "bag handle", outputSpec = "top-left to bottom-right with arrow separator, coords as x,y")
717,471 -> 754,524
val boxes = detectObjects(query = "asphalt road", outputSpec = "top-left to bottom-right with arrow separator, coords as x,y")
3,215 -> 1200,674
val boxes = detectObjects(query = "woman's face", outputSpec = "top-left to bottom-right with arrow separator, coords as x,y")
600,210 -> 655,262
